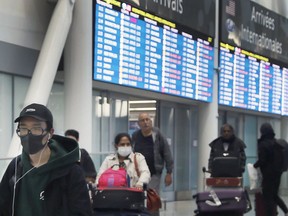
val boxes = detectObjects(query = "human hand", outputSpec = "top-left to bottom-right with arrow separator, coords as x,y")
135,184 -> 143,190
165,173 -> 172,186
86,176 -> 96,184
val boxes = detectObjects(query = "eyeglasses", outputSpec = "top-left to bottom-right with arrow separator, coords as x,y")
16,127 -> 47,137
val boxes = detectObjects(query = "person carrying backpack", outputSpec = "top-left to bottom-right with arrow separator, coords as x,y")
96,132 -> 151,189
254,122 -> 288,216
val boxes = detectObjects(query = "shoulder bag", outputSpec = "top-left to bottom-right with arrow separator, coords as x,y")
134,154 -> 162,212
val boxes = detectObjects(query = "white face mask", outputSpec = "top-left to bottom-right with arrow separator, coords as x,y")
117,146 -> 132,157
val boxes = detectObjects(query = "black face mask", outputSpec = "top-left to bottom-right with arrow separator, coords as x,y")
20,134 -> 48,155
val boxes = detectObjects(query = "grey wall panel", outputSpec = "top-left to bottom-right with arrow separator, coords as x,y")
0,42 -> 38,76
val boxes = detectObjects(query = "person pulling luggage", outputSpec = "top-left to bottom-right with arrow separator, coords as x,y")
208,123 -> 246,177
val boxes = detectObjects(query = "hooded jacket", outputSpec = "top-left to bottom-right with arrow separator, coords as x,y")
254,123 -> 276,175
0,135 -> 92,216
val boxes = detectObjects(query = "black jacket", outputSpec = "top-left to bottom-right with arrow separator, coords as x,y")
80,148 -> 97,179
208,135 -> 246,175
0,135 -> 93,216
254,134 -> 277,175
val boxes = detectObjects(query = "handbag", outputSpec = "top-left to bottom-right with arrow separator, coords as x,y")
247,163 -> 262,190
146,188 -> 162,212
98,164 -> 128,188
134,154 -> 162,212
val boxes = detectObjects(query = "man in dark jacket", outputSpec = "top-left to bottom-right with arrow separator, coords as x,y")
65,129 -> 97,183
208,123 -> 246,177
254,122 -> 288,216
132,112 -> 173,216
0,103 -> 92,216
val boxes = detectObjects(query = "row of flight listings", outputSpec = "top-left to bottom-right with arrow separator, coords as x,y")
92,0 -> 288,116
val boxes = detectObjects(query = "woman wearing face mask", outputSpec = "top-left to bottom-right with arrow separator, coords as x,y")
96,132 -> 151,189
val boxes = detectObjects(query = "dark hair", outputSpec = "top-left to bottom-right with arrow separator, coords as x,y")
114,132 -> 132,145
46,122 -> 53,131
260,122 -> 275,136
65,129 -> 79,140
220,123 -> 234,135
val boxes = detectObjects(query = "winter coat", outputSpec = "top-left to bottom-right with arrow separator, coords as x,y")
132,127 -> 174,175
0,135 -> 93,216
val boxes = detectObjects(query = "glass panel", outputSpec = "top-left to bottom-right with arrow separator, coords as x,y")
159,103 -> 198,196
112,98 -> 128,137
13,77 -> 30,154
159,105 -> 174,193
190,107 -> 198,189
47,83 -> 64,134
0,74 -> 12,158
226,113 -> 239,136
92,93 -> 112,170
218,111 -> 225,134
92,90 -> 129,170
13,77 -> 30,125
174,107 -> 190,191
243,115 -> 257,187
244,115 -> 257,157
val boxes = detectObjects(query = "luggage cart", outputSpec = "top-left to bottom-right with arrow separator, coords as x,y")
91,186 -> 151,216
193,167 -> 251,216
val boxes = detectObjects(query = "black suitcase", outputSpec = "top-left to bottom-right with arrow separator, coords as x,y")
194,189 -> 251,214
211,156 -> 241,177
92,188 -> 146,210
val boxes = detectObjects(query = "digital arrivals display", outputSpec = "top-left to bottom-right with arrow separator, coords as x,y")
93,0 -> 215,102
219,0 -> 288,115
219,42 -> 288,115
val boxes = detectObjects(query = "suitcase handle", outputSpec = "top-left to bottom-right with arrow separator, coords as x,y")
209,190 -> 222,206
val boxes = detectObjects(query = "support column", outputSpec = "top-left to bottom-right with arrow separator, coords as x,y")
281,117 -> 288,140
197,0 -> 219,191
64,0 -> 92,151
197,79 -> 218,191
8,0 -> 75,157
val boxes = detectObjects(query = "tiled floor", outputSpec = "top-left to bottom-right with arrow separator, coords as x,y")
160,194 -> 288,216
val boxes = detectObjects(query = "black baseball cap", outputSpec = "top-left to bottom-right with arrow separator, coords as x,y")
14,103 -> 53,126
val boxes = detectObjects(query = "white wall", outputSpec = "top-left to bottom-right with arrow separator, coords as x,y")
0,0 -> 54,50
0,0 -> 55,75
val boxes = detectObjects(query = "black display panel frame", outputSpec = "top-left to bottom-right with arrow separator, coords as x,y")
218,0 -> 288,116
92,0 -> 215,103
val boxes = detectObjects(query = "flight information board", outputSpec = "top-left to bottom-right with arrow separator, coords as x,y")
219,42 -> 288,115
93,0 -> 214,102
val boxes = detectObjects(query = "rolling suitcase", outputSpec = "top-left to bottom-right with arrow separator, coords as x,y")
92,187 -> 146,210
255,192 -> 277,216
93,209 -> 150,216
194,188 -> 251,214
211,156 -> 242,177
206,177 -> 242,187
